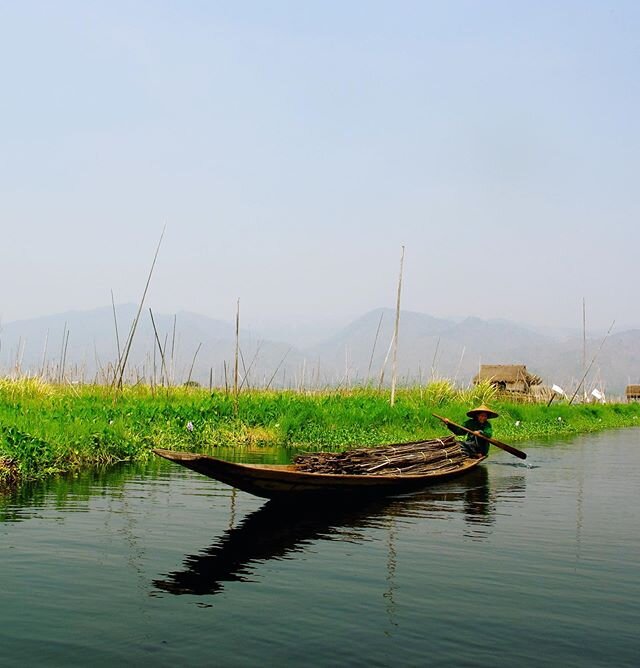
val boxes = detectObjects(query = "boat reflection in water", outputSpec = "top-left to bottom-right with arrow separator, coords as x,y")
152,466 -> 525,596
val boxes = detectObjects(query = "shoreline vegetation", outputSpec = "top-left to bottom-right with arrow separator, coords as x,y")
1,378 -> 639,488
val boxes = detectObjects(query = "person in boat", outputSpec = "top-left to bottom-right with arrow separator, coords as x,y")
443,404 -> 499,458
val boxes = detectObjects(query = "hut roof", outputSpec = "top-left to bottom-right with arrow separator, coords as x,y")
474,364 -> 542,386
625,385 -> 640,395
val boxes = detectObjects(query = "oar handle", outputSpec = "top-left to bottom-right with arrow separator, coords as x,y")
433,413 -> 527,460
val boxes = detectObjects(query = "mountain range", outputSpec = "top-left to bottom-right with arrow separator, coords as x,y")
1,305 -> 638,395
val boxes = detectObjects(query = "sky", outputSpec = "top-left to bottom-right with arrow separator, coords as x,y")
1,1 -> 639,333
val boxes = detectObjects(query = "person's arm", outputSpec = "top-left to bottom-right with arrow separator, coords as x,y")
463,419 -> 492,439
442,418 -> 466,436
481,422 -> 493,439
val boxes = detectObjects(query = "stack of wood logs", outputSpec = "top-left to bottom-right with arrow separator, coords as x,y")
294,435 -> 468,475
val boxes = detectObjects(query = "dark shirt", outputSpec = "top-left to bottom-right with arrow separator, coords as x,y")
447,418 -> 492,456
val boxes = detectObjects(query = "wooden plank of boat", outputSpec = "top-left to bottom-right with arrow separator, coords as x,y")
152,448 -> 486,500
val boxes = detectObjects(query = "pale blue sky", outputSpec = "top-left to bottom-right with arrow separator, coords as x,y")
1,1 -> 638,332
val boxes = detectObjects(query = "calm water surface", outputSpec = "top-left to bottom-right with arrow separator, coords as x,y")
1,430 -> 639,667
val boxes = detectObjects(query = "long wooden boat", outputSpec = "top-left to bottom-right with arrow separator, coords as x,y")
153,447 -> 486,500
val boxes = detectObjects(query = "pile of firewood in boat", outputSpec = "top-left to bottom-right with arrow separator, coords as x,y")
294,435 -> 468,475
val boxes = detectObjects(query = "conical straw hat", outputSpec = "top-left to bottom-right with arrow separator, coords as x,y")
466,404 -> 499,419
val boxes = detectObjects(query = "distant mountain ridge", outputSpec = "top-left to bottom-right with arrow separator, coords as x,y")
1,305 -> 638,395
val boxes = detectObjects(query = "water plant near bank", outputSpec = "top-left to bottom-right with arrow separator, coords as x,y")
1,378 -> 639,485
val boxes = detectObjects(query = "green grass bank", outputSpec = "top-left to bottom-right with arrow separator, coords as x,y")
2,379 -> 639,486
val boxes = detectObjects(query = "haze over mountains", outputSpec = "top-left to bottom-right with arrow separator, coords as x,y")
1,305 -> 639,395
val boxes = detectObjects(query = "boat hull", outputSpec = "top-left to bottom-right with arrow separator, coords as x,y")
153,448 -> 485,500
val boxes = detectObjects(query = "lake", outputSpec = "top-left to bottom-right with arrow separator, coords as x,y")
1,429 -> 639,667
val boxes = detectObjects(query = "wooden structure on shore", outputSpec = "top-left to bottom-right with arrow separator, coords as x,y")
625,385 -> 640,402
473,364 -> 543,397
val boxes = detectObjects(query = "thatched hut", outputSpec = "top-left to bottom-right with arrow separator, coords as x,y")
625,385 -> 640,402
473,364 -> 542,394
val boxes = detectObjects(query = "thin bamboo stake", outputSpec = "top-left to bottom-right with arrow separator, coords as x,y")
39,329 -> 49,378
151,344 -> 157,395
149,309 -> 170,388
344,346 -> 349,390
15,337 -> 25,376
162,333 -> 169,386
300,358 -> 307,392
58,322 -> 67,384
60,329 -> 70,384
233,299 -> 240,398
582,298 -> 586,379
240,347 -> 252,387
170,314 -> 177,385
569,320 -> 615,405
390,245 -> 405,407
239,341 -> 263,391
377,331 -> 395,391
94,342 -> 107,384
453,346 -> 466,384
430,337 -> 440,380
582,298 -> 587,401
113,226 -> 165,389
265,347 -> 292,390
185,343 -> 202,386
111,290 -> 122,375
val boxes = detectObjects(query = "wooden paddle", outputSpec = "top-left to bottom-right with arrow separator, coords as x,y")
432,413 -> 527,460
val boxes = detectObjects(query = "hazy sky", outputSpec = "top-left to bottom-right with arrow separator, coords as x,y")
1,1 -> 638,332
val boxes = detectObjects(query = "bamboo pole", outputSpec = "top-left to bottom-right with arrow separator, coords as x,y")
344,345 -> 349,390
390,246 -> 405,407
239,341 -> 263,391
377,331 -> 395,391
569,320 -> 615,405
453,345 -> 466,384
430,337 -> 440,380
582,298 -> 587,401
111,290 -> 122,375
239,347 -> 249,390
58,322 -> 67,384
151,344 -> 157,395
149,308 -> 170,388
39,329 -> 49,378
15,337 -> 25,376
113,226 -> 165,390
170,314 -> 177,385
60,329 -> 70,384
161,333 -> 169,386
265,347 -> 292,391
233,299 -> 240,398
186,343 -> 202,386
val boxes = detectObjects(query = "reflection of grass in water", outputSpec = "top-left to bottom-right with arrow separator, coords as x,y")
1,378 -> 639,482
